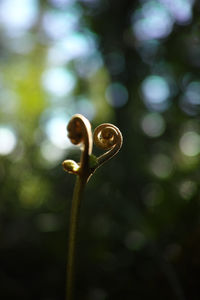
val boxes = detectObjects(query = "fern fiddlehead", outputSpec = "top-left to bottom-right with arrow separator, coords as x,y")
62,114 -> 122,300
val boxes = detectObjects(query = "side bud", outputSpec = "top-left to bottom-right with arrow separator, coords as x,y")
62,160 -> 80,174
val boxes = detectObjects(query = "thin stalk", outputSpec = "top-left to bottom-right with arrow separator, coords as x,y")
66,175 -> 87,300
63,114 -> 122,300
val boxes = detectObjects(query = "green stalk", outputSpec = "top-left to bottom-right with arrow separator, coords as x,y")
66,175 -> 87,300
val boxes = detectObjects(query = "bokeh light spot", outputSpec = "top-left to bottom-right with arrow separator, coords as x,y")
133,1 -> 173,41
75,98 -> 96,120
0,0 -> 38,35
141,112 -> 165,137
106,82 -> 128,107
48,0 -> 75,8
185,82 -> 200,105
179,131 -> 200,157
19,177 -> 48,209
59,32 -> 96,61
150,154 -> 173,178
45,116 -> 71,149
42,9 -> 79,40
42,67 -> 76,97
75,53 -> 103,78
180,81 -> 200,116
40,140 -> 66,166
179,180 -> 197,201
0,127 -> 17,155
160,0 -> 193,24
141,75 -> 170,111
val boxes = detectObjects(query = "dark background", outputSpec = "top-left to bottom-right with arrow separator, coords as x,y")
0,0 -> 200,299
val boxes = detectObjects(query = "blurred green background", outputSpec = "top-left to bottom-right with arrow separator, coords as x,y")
1,0 -> 200,299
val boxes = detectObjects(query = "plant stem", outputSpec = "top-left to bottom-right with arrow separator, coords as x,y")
66,175 -> 86,300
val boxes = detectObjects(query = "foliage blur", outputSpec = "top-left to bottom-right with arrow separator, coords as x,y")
1,0 -> 200,299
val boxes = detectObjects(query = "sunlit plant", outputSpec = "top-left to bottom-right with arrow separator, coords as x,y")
62,114 -> 123,300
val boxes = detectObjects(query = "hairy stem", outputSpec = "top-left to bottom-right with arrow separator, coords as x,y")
66,175 -> 87,300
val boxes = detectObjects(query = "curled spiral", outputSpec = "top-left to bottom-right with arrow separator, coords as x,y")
67,114 -> 93,155
93,123 -> 123,167
63,114 -> 93,176
63,115 -> 123,178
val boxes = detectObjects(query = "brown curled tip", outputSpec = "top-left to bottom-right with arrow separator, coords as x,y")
93,123 -> 123,167
67,114 -> 93,155
62,114 -> 93,179
67,118 -> 83,145
63,115 -> 123,179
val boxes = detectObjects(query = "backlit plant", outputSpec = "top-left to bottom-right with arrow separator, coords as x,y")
62,114 -> 123,300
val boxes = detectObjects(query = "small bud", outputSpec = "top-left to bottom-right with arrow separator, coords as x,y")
62,160 -> 80,174
89,154 -> 99,169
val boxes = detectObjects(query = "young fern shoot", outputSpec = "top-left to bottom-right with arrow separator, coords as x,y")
62,114 -> 123,300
